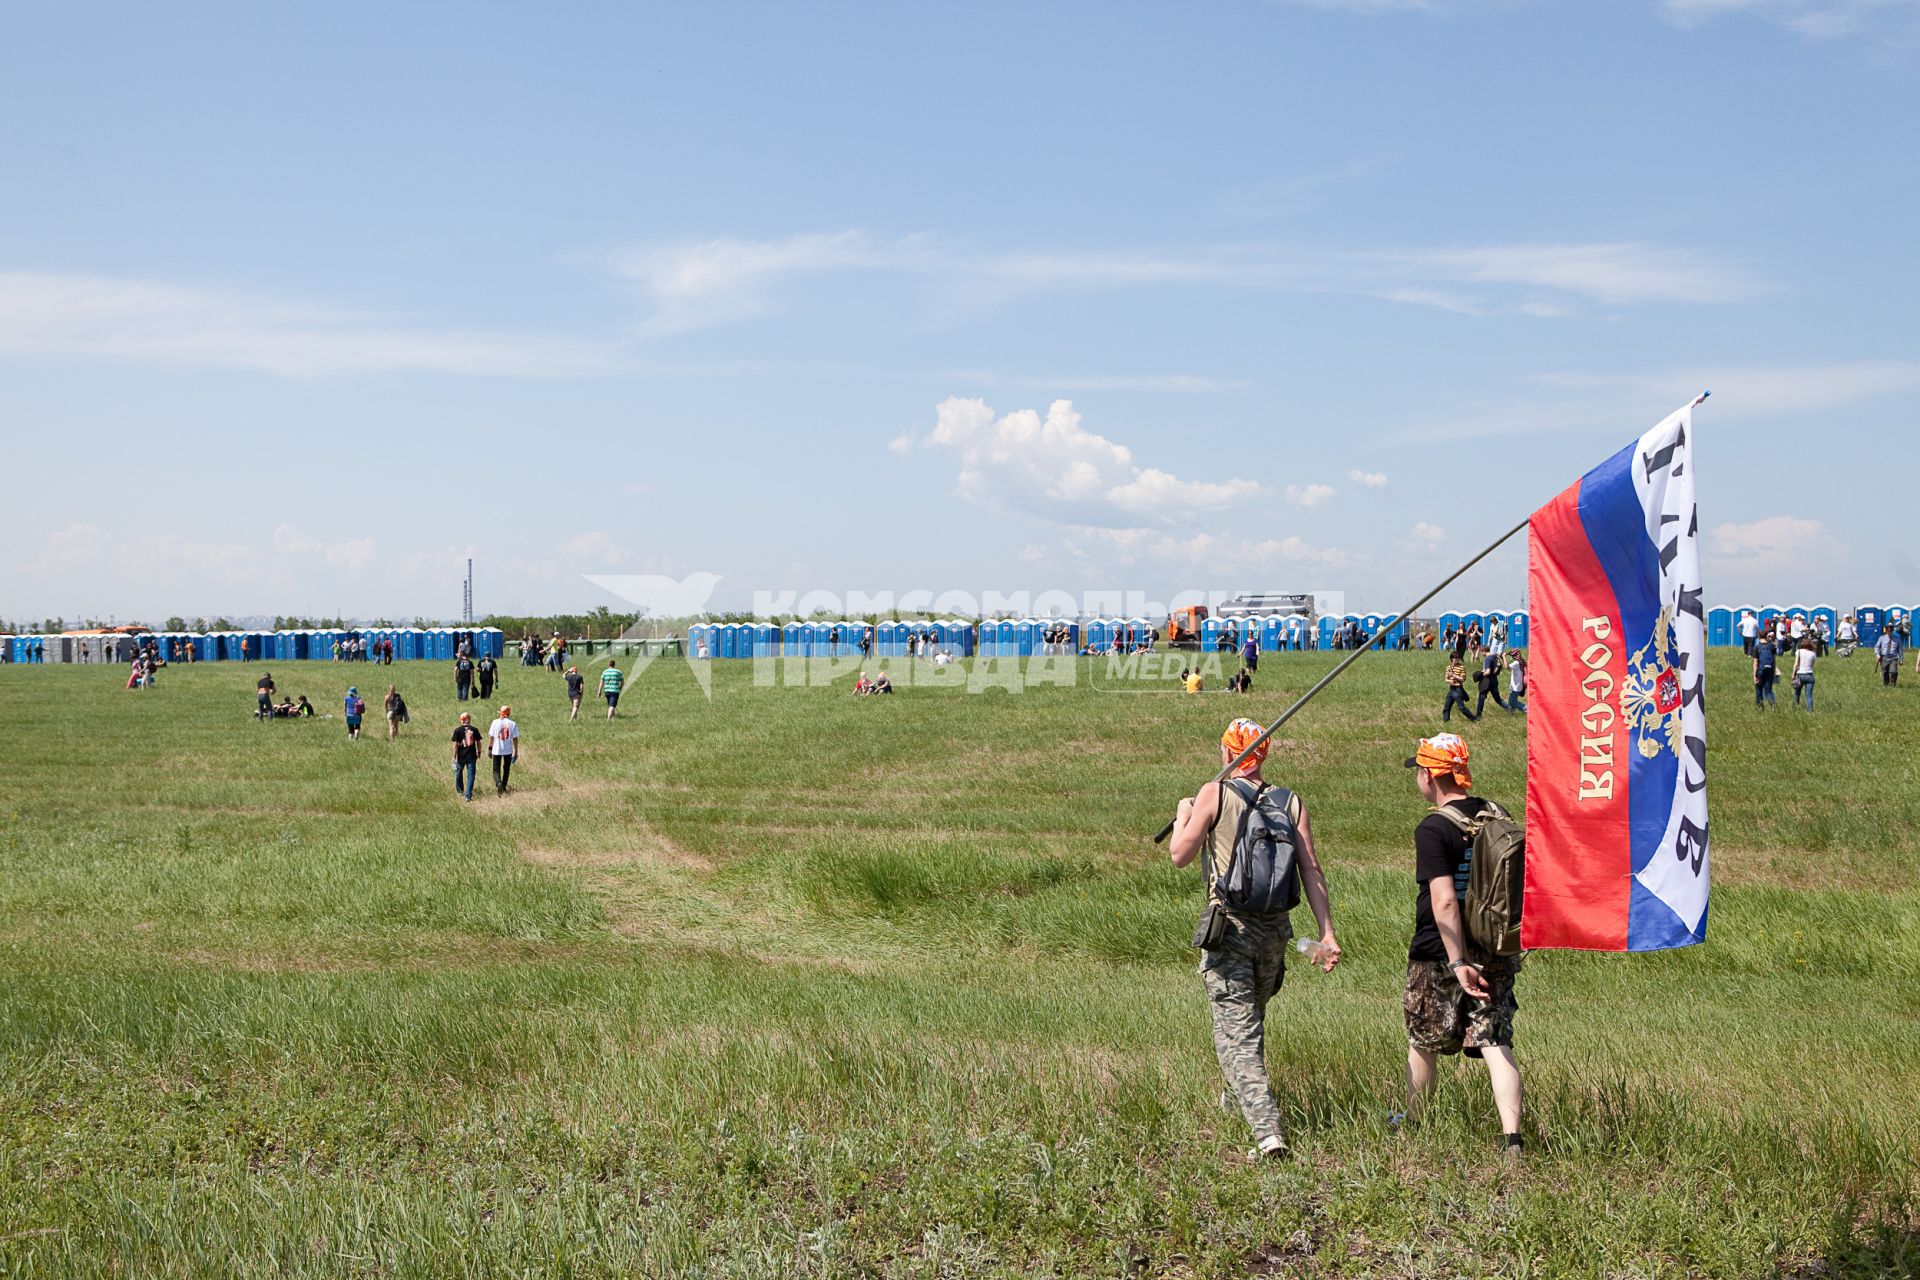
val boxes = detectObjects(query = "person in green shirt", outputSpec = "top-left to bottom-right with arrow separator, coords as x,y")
599,660 -> 625,721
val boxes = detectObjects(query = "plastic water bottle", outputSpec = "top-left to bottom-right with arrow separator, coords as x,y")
1295,937 -> 1334,968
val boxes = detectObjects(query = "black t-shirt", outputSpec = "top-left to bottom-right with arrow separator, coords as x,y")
451,725 -> 481,763
257,676 -> 274,693
1472,662 -> 1501,693
1410,797 -> 1495,962
565,672 -> 584,698
455,658 -> 473,682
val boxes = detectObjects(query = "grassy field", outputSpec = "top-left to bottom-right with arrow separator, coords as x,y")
0,648 -> 1914,1278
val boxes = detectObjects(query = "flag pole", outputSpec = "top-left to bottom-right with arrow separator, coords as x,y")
1154,515 -> 1530,844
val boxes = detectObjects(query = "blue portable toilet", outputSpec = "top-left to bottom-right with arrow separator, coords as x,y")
1757,605 -> 1784,634
1707,608 -> 1733,647
987,619 -> 1009,655
1200,618 -> 1223,652
1251,616 -> 1275,652
801,622 -> 824,657
1008,620 -> 1030,657
1438,611 -> 1463,640
1854,606 -> 1884,645
781,622 -> 803,656
1316,616 -> 1336,649
1507,611 -> 1529,649
1362,614 -> 1383,646
1083,619 -> 1107,652
1888,606 -> 1911,644
749,623 -> 772,657
881,621 -> 905,657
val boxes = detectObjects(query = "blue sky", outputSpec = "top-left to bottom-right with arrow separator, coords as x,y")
3,0 -> 1917,624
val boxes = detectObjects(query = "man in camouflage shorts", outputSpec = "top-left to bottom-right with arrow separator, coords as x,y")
1401,733 -> 1525,1156
1169,718 -> 1341,1161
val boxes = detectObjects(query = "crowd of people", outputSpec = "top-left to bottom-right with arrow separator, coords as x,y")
1740,610 -> 1912,708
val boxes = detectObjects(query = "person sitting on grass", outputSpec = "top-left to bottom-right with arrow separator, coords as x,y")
1184,667 -> 1204,694
872,670 -> 893,694
295,695 -> 315,718
1228,667 -> 1252,695
273,697 -> 297,718
852,671 -> 872,696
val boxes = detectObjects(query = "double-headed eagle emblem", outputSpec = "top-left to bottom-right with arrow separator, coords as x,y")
1623,607 -> 1684,760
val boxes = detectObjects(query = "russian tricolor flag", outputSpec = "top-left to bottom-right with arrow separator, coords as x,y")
1524,401 -> 1709,952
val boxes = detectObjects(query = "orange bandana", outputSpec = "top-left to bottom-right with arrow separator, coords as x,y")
1408,733 -> 1472,788
1221,718 -> 1268,774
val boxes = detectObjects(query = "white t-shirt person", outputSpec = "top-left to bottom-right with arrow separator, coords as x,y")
1739,612 -> 1759,640
487,715 -> 519,757
1794,646 -> 1816,678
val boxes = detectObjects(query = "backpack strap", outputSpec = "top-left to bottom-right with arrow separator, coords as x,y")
1429,798 -> 1508,837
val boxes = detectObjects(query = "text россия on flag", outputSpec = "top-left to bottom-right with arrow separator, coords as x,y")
1524,402 -> 1708,952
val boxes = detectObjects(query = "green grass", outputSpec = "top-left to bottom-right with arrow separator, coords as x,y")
0,650 -> 1914,1277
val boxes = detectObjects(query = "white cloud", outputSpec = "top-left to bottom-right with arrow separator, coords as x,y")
1538,360 -> 1920,417
1348,469 -> 1389,488
1284,482 -> 1337,508
612,231 -> 1759,333
1011,373 -> 1249,393
0,271 -> 615,378
1066,526 -> 1351,570
1661,0 -> 1920,41
886,432 -> 916,457
559,531 -> 634,566
919,397 -> 1261,527
1708,516 -> 1843,563
1412,521 -> 1448,544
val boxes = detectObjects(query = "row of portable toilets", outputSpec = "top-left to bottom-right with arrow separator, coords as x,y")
1706,605 -> 1915,647
681,613 -> 1537,659
3,628 -> 505,664
686,621 -> 980,659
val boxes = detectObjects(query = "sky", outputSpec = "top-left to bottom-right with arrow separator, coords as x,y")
3,0 -> 1918,625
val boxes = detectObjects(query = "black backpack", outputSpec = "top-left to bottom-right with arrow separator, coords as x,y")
1203,779 -> 1302,915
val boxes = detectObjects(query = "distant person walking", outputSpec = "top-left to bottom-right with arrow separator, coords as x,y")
1790,637 -> 1817,710
1738,610 -> 1759,657
1167,718 -> 1340,1162
487,705 -> 519,794
1875,626 -> 1903,687
1241,631 -> 1259,674
450,712 -> 481,802
343,686 -> 366,739
1442,654 -> 1477,723
476,654 -> 497,701
256,670 -> 276,721
600,659 -> 625,720
1470,654 -> 1507,718
565,665 -> 585,721
1504,651 -> 1528,714
454,654 -> 474,702
383,684 -> 409,741
1400,734 -> 1525,1157
1753,631 -> 1779,709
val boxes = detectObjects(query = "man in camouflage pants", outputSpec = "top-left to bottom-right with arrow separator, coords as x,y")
1169,718 -> 1341,1161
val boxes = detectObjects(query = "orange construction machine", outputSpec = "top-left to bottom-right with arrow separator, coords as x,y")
1167,605 -> 1208,648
